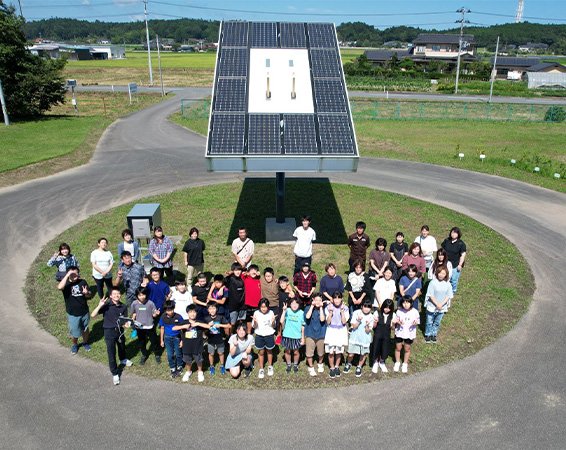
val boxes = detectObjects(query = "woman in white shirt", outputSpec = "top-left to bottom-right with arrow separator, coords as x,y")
372,266 -> 397,308
90,237 -> 114,298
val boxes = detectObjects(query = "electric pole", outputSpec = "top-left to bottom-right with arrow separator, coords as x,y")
489,36 -> 500,103
143,0 -> 154,85
16,0 -> 23,17
0,77 -> 10,126
454,7 -> 471,95
156,34 -> 165,97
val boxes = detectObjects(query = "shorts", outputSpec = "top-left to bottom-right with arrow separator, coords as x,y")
225,352 -> 253,369
305,337 -> 325,357
229,309 -> 246,324
67,313 -> 90,338
255,334 -> 275,350
395,337 -> 414,345
325,344 -> 345,354
183,353 -> 203,364
281,337 -> 302,351
245,306 -> 256,322
207,342 -> 225,354
347,343 -> 370,355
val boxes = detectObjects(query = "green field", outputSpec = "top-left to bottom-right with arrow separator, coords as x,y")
67,51 -> 217,69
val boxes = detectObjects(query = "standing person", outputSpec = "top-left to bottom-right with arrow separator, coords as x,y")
57,266 -> 93,354
48,243 -> 80,282
159,300 -> 184,378
319,263 -> 344,304
292,262 -> 317,307
345,260 -> 372,315
424,266 -> 454,343
148,226 -> 175,284
173,304 -> 209,383
428,248 -> 453,282
90,237 -> 114,298
276,275 -> 295,344
171,280 -> 192,320
225,263 -> 246,332
206,274 -> 228,319
182,227 -> 205,286
373,266 -> 397,308
304,293 -> 327,376
252,298 -> 276,379
368,238 -> 390,280
146,267 -> 171,314
398,264 -> 422,310
113,251 -> 144,309
371,298 -> 395,374
204,303 -> 230,376
392,295 -> 420,374
347,221 -> 370,272
225,321 -> 255,379
292,215 -> 316,274
90,287 -> 133,385
231,227 -> 254,269
389,232 -> 408,281
414,225 -> 438,272
242,264 -> 262,333
191,272 -> 210,321
441,226 -> 467,293
344,300 -> 375,377
260,267 -> 280,317
130,287 -> 160,365
401,243 -> 426,278
117,229 -> 140,264
324,292 -> 349,379
280,298 -> 305,374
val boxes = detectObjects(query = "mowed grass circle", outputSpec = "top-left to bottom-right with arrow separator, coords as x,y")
27,181 -> 533,389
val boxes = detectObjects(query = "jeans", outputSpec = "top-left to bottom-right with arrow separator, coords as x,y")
104,328 -> 126,376
450,267 -> 462,293
425,311 -> 445,337
164,335 -> 182,370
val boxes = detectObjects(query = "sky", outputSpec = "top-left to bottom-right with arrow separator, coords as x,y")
12,0 -> 566,28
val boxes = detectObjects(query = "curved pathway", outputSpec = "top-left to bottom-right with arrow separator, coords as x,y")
1,89 -> 565,449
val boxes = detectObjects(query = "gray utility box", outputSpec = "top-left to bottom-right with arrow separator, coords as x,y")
127,203 -> 161,239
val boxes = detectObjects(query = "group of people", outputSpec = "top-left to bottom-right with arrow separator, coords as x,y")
51,217 -> 467,385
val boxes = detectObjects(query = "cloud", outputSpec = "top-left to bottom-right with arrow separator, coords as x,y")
81,0 -> 91,4
113,0 -> 138,5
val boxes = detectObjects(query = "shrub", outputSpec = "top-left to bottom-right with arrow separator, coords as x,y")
544,106 -> 566,123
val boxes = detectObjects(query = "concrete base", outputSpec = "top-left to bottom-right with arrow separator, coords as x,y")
265,218 -> 296,244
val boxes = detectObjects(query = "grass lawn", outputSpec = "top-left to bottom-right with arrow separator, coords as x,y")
0,91 -> 165,187
27,181 -> 533,389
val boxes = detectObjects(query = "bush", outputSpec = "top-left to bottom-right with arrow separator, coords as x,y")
544,106 -> 566,123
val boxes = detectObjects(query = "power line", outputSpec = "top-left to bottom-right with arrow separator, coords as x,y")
474,10 -> 566,22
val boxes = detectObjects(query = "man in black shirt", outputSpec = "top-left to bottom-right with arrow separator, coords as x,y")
57,266 -> 93,355
182,227 -> 205,286
225,263 -> 245,331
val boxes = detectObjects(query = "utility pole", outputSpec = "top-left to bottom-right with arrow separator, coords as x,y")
143,0 -> 154,85
489,36 -> 500,103
156,34 -> 165,97
454,7 -> 471,95
16,0 -> 23,17
0,77 -> 9,126
515,0 -> 525,23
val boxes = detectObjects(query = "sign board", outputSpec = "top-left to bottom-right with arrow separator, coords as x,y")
67,79 -> 77,87
128,82 -> 138,105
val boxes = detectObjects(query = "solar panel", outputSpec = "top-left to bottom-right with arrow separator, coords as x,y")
310,49 -> 341,78
307,23 -> 337,49
217,48 -> 249,77
213,78 -> 247,112
313,79 -> 348,113
221,22 -> 249,47
283,114 -> 318,154
248,114 -> 281,154
251,22 -> 278,48
280,22 -> 307,48
318,115 -> 355,154
209,114 -> 246,155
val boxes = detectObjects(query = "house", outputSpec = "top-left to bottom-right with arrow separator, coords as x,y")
27,44 -> 60,59
526,62 -> 566,74
491,56 -> 541,80
364,49 -> 411,65
412,34 -> 475,59
89,45 -> 126,60
519,42 -> 549,53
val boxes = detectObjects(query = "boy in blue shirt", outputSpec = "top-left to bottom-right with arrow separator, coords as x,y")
159,300 -> 183,378
304,292 -> 327,376
147,267 -> 171,313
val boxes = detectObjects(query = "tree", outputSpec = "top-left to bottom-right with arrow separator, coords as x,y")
0,1 -> 66,118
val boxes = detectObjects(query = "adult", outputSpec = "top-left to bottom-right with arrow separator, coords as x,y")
117,228 -> 141,264
414,225 -> 438,272
231,227 -> 254,269
148,226 -> 175,283
368,237 -> 390,280
428,248 -> 453,282
47,243 -> 80,282
401,243 -> 426,278
292,215 -> 316,274
319,263 -> 344,304
113,250 -> 145,309
347,221 -> 370,272
57,266 -> 93,354
441,226 -> 467,293
90,237 -> 114,298
182,227 -> 205,285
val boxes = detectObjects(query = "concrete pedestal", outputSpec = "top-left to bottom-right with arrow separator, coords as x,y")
265,218 -> 296,244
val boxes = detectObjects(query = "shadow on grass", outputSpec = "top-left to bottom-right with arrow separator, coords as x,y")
227,178 -> 348,245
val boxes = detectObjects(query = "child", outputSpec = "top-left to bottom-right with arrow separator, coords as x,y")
398,264 -> 422,310
261,267 -> 280,315
225,321 -> 255,379
346,260 -> 372,315
242,264 -> 262,333
293,215 -> 316,274
117,228 -> 141,263
392,295 -> 420,373
368,238 -> 390,280
146,267 -> 171,314
90,287 -> 132,385
171,280 -> 193,320
373,266 -> 397,308
280,297 -> 305,374
252,298 -> 276,378
292,262 -> 317,307
345,300 -> 375,377
173,304 -> 209,383
159,300 -> 184,378
304,292 -> 327,376
191,272 -> 210,321
131,287 -> 161,365
207,274 -> 228,318
204,303 -> 230,375
225,263 -> 246,332
276,275 -> 295,344
389,231 -> 408,281
48,243 -> 80,281
424,266 -> 454,343
371,298 -> 394,373
324,291 -> 349,378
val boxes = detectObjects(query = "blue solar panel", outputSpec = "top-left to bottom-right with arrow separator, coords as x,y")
213,78 -> 247,112
318,115 -> 355,154
280,22 -> 307,48
307,23 -> 337,49
248,114 -> 281,154
313,79 -> 348,113
221,22 -> 249,47
310,49 -> 341,78
217,48 -> 248,77
283,114 -> 318,154
251,22 -> 278,48
209,114 -> 246,155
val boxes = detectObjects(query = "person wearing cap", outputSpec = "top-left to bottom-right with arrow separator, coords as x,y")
292,215 -> 316,274
292,261 -> 317,308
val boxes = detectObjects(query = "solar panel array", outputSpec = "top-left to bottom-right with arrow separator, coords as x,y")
248,114 -> 281,154
280,22 -> 307,48
283,114 -> 318,154
251,22 -> 278,48
209,114 -> 246,155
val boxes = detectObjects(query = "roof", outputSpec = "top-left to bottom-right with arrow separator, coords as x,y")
527,62 -> 566,72
413,34 -> 474,45
364,49 -> 411,61
492,56 -> 541,67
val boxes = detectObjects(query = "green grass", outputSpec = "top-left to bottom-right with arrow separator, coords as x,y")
66,51 -> 217,69
27,181 -> 533,389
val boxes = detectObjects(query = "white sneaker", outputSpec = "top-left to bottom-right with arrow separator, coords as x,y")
112,374 -> 120,385
371,362 -> 379,374
393,361 -> 401,372
182,371 -> 192,382
379,363 -> 388,373
258,368 -> 265,379
267,366 -> 274,377
401,363 -> 408,373
197,371 -> 204,382
120,359 -> 133,367
317,363 -> 324,373
308,366 -> 317,377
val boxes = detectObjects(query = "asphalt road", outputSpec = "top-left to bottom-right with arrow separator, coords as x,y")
1,89 -> 565,449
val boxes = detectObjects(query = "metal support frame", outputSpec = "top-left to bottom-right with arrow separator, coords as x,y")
275,172 -> 285,224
